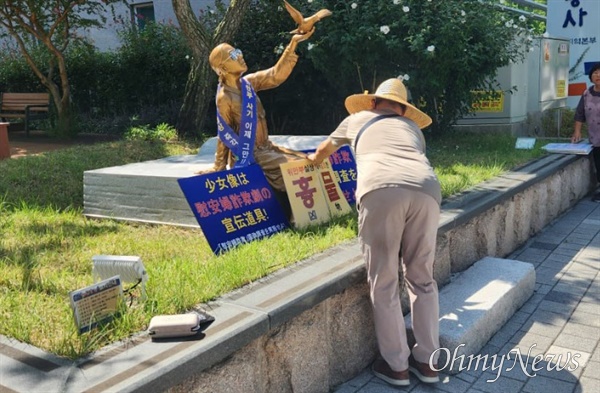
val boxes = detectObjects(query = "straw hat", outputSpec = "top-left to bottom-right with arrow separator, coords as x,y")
344,78 -> 432,129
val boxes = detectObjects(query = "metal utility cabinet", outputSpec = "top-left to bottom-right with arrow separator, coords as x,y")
455,37 -> 570,136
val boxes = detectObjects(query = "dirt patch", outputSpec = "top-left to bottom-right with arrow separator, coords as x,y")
6,131 -> 120,158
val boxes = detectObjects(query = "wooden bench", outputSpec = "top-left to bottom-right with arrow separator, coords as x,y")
0,92 -> 50,136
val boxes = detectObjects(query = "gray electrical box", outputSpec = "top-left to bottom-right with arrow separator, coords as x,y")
455,44 -> 530,134
527,37 -> 570,112
455,36 -> 570,135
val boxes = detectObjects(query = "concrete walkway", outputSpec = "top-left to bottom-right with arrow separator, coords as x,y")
334,196 -> 600,393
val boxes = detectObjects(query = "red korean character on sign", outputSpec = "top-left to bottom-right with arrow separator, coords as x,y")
340,149 -> 353,163
293,176 -> 317,208
321,171 -> 341,202
229,193 -> 243,209
207,199 -> 222,214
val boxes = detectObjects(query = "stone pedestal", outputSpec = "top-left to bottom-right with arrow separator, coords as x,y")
83,135 -> 328,226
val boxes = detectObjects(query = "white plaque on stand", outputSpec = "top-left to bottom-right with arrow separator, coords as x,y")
69,276 -> 123,333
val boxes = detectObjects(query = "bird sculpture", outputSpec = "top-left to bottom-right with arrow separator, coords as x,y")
283,0 -> 332,34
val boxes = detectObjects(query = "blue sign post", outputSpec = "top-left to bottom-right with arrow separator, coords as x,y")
178,165 -> 290,254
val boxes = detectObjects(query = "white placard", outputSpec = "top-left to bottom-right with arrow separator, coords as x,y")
515,138 -> 536,150
70,276 -> 123,334
541,142 -> 593,155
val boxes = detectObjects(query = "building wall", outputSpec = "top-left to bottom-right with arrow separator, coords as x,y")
0,1 -> 216,53
86,0 -> 215,52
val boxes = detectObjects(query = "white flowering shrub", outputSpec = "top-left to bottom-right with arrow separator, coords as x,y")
229,0 -> 541,134
304,0 -> 538,133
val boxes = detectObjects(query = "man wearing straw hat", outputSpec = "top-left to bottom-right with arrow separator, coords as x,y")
308,78 -> 441,386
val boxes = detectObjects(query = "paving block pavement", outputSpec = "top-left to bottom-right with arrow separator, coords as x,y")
334,197 -> 600,393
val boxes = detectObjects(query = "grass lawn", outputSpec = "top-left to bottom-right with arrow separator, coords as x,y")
0,132 -> 557,358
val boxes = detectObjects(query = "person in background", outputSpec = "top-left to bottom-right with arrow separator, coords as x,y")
571,62 -> 600,202
307,78 -> 441,387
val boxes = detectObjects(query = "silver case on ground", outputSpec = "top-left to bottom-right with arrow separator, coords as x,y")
148,314 -> 200,338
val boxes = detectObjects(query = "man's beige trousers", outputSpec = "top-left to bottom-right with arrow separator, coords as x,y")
359,187 -> 440,372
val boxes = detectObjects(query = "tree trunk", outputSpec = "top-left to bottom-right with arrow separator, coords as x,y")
33,55 -> 75,139
53,52 -> 76,138
177,59 -> 214,135
172,0 -> 251,136
55,100 -> 74,138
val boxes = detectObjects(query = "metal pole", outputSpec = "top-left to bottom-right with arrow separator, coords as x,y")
557,109 -> 562,138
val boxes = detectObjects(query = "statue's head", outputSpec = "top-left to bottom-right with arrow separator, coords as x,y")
209,43 -> 247,80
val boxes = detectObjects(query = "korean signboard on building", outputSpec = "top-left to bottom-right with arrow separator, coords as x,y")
547,0 -> 600,106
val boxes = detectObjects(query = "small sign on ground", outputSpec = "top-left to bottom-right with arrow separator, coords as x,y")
69,276 -> 123,334
515,137 -> 536,150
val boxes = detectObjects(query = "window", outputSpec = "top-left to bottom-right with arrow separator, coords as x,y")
132,2 -> 155,30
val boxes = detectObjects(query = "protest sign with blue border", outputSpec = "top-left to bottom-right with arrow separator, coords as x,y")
178,165 -> 290,254
327,145 -> 357,205
302,145 -> 357,206
281,158 -> 352,228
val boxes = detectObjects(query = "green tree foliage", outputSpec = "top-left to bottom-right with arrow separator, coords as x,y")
0,22 -> 191,135
0,40 -> 45,92
0,0 -> 122,138
66,22 -> 191,133
0,0 -> 547,138
232,0 -> 343,135
501,0 -> 547,35
301,0 -> 536,133
113,22 -> 191,117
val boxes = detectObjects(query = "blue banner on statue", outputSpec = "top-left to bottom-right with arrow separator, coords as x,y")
178,165 -> 290,254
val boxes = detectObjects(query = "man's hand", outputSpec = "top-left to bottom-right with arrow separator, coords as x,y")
571,129 -> 582,144
306,152 -> 321,165
307,138 -> 338,165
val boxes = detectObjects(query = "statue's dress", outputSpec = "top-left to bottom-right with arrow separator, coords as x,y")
210,46 -> 306,192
